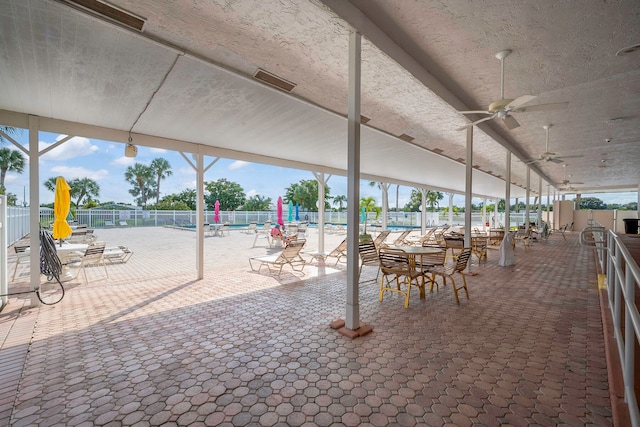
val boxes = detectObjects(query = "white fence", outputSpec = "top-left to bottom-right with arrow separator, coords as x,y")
7,207 -> 539,246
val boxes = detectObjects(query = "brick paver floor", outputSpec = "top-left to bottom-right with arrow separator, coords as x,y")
1,227 -> 612,426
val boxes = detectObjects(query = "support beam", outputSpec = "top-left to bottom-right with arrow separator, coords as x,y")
505,152 -> 511,232
345,31 -> 362,332
525,167 -> 530,232
464,127 -> 473,248
381,183 -> 389,231
195,152 -> 204,280
313,172 -> 331,254
421,188 -> 426,235
28,116 -> 40,307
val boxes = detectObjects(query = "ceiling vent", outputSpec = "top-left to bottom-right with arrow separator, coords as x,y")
61,0 -> 145,31
398,133 -> 414,142
360,115 -> 371,124
253,69 -> 296,92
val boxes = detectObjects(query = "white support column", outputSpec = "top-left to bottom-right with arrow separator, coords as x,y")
525,167 -> 530,232
421,188 -> 426,235
637,183 -> 640,219
195,152 -> 204,280
313,172 -> 331,254
448,193 -> 454,225
381,183 -> 389,231
0,196 -> 7,308
180,152 -> 218,280
28,116 -> 40,307
481,198 -> 487,231
546,184 -> 551,224
537,176 -> 542,228
505,152 -> 511,232
345,31 -> 361,331
464,127 -> 473,247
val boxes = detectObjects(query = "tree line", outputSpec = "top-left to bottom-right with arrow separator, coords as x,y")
0,128 -> 636,211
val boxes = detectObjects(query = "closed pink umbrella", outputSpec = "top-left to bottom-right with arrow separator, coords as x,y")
277,196 -> 284,226
214,200 -> 220,223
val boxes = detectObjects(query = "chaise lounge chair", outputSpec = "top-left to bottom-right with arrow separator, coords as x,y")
249,239 -> 307,276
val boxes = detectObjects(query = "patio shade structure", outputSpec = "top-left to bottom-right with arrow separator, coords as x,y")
295,204 -> 300,221
288,201 -> 293,222
277,197 -> 284,226
214,200 -> 220,223
52,177 -> 72,245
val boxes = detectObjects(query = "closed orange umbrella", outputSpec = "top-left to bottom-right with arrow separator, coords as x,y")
52,176 -> 72,242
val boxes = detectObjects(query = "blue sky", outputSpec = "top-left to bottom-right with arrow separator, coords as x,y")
2,130 -> 637,208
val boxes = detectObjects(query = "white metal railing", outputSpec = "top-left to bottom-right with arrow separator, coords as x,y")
606,230 -> 640,426
580,219 -> 608,273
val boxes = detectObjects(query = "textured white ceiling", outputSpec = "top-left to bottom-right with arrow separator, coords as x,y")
0,0 -> 638,198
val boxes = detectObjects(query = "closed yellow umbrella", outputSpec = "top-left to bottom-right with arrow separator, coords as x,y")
52,176 -> 73,242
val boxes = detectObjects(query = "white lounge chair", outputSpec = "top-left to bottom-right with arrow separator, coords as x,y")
249,239 -> 306,276
67,241 -> 108,284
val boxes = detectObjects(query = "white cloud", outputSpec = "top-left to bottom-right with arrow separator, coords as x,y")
50,166 -> 109,181
229,160 -> 249,170
38,136 -> 99,161
246,189 -> 259,198
111,156 -> 137,166
150,147 -> 167,153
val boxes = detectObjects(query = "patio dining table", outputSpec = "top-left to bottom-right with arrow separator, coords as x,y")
27,243 -> 88,282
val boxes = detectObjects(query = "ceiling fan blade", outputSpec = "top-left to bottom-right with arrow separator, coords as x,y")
556,154 -> 584,160
525,159 -> 540,164
456,114 -> 495,131
506,95 -> 537,110
515,102 -> 569,113
459,110 -> 491,115
549,157 -> 564,164
502,114 -> 520,130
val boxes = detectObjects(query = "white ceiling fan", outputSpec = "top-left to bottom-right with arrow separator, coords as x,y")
525,124 -> 584,164
457,50 -> 569,131
558,164 -> 584,190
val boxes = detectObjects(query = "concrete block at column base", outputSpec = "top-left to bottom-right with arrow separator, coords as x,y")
329,319 -> 373,339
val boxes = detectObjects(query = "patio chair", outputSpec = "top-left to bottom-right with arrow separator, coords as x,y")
249,239 -> 307,276
372,230 -> 391,249
11,240 -> 31,281
242,222 -> 258,234
104,220 -> 115,228
378,247 -> 424,308
358,240 -> 381,281
326,238 -> 347,265
253,228 -> 272,247
512,227 -> 531,249
424,247 -> 472,304
444,235 -> 464,261
219,223 -> 230,236
390,230 -> 412,246
405,228 -> 436,246
103,245 -> 134,264
67,241 -> 108,284
119,220 -> 129,227
471,235 -> 488,262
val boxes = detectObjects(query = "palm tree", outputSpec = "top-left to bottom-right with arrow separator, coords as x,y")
425,190 -> 444,211
125,163 -> 154,208
69,177 -> 100,208
333,195 -> 347,211
150,157 -> 172,205
0,126 -> 21,144
0,147 -> 25,194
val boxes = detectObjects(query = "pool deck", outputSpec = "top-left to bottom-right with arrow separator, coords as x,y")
0,227 -> 616,426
